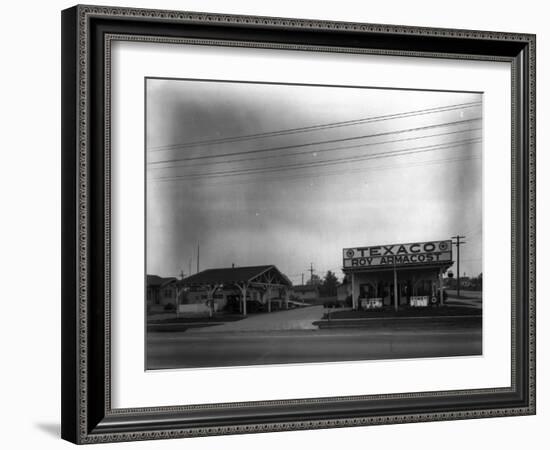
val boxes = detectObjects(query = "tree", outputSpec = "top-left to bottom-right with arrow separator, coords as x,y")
320,270 -> 339,297
306,273 -> 322,286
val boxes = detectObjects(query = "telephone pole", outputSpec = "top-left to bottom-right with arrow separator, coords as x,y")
393,260 -> 398,312
197,243 -> 200,273
451,235 -> 466,298
308,263 -> 315,284
301,273 -> 304,285
176,270 -> 185,319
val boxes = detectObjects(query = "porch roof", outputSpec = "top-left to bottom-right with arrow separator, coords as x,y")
180,265 -> 292,287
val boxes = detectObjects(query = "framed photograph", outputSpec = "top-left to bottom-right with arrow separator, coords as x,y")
61,5 -> 536,444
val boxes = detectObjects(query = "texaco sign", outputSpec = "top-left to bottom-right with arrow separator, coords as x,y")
343,240 -> 452,269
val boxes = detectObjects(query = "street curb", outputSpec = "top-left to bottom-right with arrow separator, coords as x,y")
318,314 -> 482,323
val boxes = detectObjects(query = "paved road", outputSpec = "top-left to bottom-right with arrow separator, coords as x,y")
147,316 -> 482,369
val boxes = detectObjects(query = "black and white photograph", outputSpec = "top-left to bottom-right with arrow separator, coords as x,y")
145,78 -> 483,370
55,3 -> 537,446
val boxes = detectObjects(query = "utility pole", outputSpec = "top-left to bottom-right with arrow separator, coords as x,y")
301,273 -> 304,285
393,260 -> 398,311
197,243 -> 200,274
308,263 -> 314,284
176,270 -> 185,319
451,235 -> 466,298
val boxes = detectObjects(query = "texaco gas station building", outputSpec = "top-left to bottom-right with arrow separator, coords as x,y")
342,240 -> 454,310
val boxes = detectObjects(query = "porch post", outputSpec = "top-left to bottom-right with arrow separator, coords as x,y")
236,283 -> 248,316
175,286 -> 182,319
207,284 -> 219,319
284,288 -> 289,309
439,268 -> 444,306
242,285 -> 247,316
393,264 -> 398,311
351,272 -> 356,310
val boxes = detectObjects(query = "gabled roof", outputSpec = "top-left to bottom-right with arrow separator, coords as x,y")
180,265 -> 292,287
147,275 -> 177,287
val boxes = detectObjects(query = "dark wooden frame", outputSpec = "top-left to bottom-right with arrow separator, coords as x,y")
61,4 -> 536,444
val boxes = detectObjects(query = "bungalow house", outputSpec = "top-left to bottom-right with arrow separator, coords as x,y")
146,275 -> 179,311
291,285 -> 319,303
179,265 -> 292,316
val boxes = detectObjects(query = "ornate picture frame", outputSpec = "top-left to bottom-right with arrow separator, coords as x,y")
61,5 -> 535,444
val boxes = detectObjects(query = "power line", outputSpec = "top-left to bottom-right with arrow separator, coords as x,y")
156,155 -> 481,189
151,139 -> 480,181
149,154 -> 480,187
149,101 -> 482,151
148,127 -> 482,171
148,117 -> 482,166
150,138 -> 481,182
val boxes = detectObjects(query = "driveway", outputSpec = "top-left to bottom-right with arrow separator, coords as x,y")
188,305 -> 324,333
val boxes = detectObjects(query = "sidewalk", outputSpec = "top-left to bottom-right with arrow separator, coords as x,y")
445,297 -> 482,310
323,305 -> 482,320
314,314 -> 482,330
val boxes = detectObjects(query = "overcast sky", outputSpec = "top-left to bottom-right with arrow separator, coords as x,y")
146,78 -> 483,284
